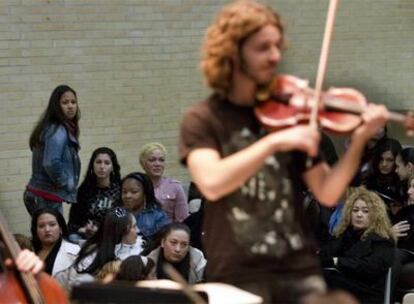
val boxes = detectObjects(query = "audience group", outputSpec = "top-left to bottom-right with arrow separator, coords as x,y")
16,85 -> 205,294
13,84 -> 414,301
312,129 -> 414,303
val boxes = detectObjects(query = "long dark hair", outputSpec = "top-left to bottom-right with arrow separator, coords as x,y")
157,223 -> 191,281
78,147 -> 121,198
162,222 -> 191,239
400,147 -> 414,165
31,208 -> 68,253
120,172 -> 161,210
115,255 -> 155,281
370,138 -> 402,176
74,207 -> 132,274
29,85 -> 80,150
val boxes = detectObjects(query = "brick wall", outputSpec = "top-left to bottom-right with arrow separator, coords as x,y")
0,0 -> 413,233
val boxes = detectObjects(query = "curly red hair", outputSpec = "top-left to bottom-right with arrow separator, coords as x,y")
201,0 -> 285,95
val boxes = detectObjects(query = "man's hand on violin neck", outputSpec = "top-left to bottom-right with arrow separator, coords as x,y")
269,125 -> 320,157
353,103 -> 390,142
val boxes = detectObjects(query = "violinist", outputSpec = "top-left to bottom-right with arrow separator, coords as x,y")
179,1 -> 389,303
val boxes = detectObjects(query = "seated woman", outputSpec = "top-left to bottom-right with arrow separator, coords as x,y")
57,207 -> 143,288
147,223 -> 206,284
319,187 -> 396,303
121,172 -> 169,241
363,138 -> 403,208
31,208 -> 80,277
139,143 -> 189,222
391,174 -> 414,264
68,147 -> 121,242
395,147 -> 414,201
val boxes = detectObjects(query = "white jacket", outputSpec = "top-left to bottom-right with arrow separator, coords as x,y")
147,246 -> 207,284
55,237 -> 144,289
52,239 -> 80,276
114,236 -> 144,260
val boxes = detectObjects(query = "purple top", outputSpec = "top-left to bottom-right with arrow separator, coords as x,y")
154,176 -> 189,222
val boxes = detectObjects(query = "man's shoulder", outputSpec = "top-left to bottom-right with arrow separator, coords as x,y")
185,94 -> 226,115
184,96 -> 214,115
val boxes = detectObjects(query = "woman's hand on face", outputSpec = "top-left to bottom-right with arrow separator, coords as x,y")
392,220 -> 410,238
6,249 -> 44,275
84,220 -> 98,238
79,220 -> 98,238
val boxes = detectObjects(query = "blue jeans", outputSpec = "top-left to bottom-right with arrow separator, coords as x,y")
23,190 -> 63,216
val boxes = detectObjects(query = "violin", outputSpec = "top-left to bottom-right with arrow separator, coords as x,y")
255,74 -> 414,135
0,212 -> 68,304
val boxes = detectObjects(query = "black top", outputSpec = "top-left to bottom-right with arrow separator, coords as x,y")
180,95 -> 322,283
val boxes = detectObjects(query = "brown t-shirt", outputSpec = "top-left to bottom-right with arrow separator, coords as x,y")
179,94 -> 321,283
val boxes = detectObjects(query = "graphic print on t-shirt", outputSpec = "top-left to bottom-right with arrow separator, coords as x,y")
225,127 -> 306,258
87,187 -> 120,225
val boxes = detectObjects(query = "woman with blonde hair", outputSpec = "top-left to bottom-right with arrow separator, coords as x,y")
95,260 -> 122,282
139,143 -> 188,222
319,187 -> 395,303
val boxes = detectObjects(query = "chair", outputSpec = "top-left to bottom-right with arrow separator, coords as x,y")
395,262 -> 414,302
323,267 -> 393,304
384,267 -> 392,304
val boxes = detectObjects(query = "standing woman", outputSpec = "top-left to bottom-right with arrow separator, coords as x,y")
24,85 -> 81,215
139,143 -> 189,222
68,147 -> 121,241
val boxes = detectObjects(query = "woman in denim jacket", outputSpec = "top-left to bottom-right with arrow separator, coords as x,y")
121,172 -> 170,242
24,85 -> 81,215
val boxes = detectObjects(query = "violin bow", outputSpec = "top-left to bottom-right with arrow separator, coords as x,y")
309,0 -> 414,137
309,0 -> 340,129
